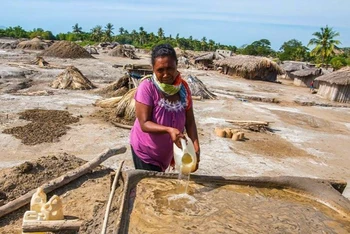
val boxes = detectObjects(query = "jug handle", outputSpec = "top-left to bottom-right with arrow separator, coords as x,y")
180,138 -> 187,151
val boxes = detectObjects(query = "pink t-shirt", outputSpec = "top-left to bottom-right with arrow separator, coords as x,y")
130,79 -> 190,171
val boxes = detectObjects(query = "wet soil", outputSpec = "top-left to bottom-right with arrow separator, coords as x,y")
2,109 -> 80,145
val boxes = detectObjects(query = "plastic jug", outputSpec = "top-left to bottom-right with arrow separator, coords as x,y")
22,211 -> 45,234
30,187 -> 47,213
173,137 -> 197,175
41,195 -> 64,220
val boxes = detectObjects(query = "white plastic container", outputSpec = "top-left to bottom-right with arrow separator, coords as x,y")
41,195 -> 64,220
22,211 -> 45,234
173,137 -> 197,175
30,187 -> 47,213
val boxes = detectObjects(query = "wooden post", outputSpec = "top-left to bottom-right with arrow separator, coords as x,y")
0,146 -> 127,218
101,160 -> 124,234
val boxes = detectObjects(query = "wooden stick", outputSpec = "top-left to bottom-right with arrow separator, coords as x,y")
22,220 -> 82,232
0,146 -> 127,219
111,121 -> 133,130
191,96 -> 203,101
101,160 -> 124,234
225,120 -> 271,125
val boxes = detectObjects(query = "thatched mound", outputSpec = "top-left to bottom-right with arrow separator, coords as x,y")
97,75 -> 130,97
315,67 -> 350,85
215,55 -> 283,81
109,45 -> 138,59
186,75 -> 216,99
41,41 -> 94,59
94,96 -> 123,108
50,66 -> 96,90
16,38 -> 48,50
114,88 -> 137,125
31,56 -> 49,67
85,45 -> 99,54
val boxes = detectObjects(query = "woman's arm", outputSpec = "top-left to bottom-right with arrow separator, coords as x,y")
135,101 -> 184,148
185,107 -> 200,164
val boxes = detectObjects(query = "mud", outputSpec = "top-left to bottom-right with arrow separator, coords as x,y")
2,109 -> 80,145
128,178 -> 350,234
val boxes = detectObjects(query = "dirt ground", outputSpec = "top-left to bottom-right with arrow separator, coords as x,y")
0,42 -> 350,233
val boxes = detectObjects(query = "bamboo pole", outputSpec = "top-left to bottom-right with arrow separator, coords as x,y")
0,146 -> 127,219
101,160 -> 125,234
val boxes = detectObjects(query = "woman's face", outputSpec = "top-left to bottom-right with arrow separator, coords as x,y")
153,56 -> 177,84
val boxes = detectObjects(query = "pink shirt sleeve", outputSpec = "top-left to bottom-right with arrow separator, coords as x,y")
134,80 -> 154,106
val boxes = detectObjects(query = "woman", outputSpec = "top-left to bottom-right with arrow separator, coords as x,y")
130,44 -> 200,172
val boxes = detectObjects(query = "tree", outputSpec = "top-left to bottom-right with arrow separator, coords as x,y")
90,25 -> 103,42
157,28 -> 164,39
308,25 -> 341,67
242,39 -> 274,56
72,23 -> 82,34
103,23 -> 114,42
119,27 -> 125,35
279,39 -> 309,61
201,37 -> 207,51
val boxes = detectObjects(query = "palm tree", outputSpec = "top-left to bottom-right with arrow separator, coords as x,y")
103,23 -> 114,42
119,27 -> 125,35
90,25 -> 103,42
72,23 -> 82,34
308,25 -> 341,67
157,28 -> 164,39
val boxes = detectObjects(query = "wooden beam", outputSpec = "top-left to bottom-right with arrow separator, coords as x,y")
22,220 -> 82,232
0,146 -> 127,218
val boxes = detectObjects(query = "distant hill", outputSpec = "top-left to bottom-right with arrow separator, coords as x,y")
0,26 -> 5,29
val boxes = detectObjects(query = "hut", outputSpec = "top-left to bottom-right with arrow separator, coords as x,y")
194,52 -> 225,70
214,55 -> 283,82
315,67 -> 350,103
109,45 -> 138,59
280,61 -> 310,79
16,38 -> 48,50
50,66 -> 96,90
292,68 -> 322,87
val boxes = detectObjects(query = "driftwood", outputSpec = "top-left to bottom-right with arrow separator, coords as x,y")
0,146 -> 127,219
101,160 -> 124,234
225,120 -> 272,132
22,220 -> 82,232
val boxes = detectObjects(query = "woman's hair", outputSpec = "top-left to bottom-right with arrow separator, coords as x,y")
151,44 -> 177,66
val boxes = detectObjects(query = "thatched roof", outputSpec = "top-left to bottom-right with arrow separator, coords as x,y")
291,68 -> 322,78
50,66 -> 96,89
109,45 -> 138,59
214,55 -> 283,76
31,56 -> 49,67
280,62 -> 311,72
194,52 -> 215,62
186,75 -> 216,99
41,41 -> 94,59
315,67 -> 350,85
17,38 -> 48,50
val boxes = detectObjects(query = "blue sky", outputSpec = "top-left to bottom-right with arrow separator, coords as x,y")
2,0 -> 349,50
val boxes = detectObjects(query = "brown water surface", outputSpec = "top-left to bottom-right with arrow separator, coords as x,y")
128,178 -> 350,234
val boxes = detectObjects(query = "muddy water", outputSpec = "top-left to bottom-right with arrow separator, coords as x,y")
128,178 -> 350,234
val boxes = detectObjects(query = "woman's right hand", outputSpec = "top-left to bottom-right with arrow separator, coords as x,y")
167,127 -> 184,149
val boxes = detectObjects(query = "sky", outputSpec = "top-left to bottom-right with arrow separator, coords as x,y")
1,0 -> 350,50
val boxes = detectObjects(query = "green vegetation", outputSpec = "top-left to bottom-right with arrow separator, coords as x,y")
0,24 -> 349,69
308,25 -> 341,68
